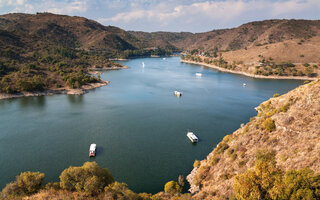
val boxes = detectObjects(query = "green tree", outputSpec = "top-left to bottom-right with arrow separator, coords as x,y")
269,168 -> 320,200
59,161 -> 114,195
1,171 -> 45,197
234,150 -> 320,200
16,171 -> 45,195
164,181 -> 182,194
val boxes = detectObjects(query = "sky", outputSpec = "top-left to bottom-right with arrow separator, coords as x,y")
0,0 -> 319,32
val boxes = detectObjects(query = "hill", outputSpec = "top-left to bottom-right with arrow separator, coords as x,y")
0,13 -> 178,98
178,19 -> 320,51
187,80 -> 320,199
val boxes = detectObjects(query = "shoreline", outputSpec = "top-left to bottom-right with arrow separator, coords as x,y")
0,65 -> 129,101
89,65 -> 129,72
0,80 -> 109,100
181,60 -> 317,81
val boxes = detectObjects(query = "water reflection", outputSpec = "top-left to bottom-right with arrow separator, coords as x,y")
67,95 -> 84,105
18,96 -> 46,109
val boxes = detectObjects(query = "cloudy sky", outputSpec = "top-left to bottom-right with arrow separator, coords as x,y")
0,0 -> 319,32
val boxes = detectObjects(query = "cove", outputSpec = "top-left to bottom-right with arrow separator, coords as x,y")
0,56 -> 302,193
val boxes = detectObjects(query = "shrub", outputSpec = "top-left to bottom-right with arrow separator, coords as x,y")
231,153 -> 238,161
178,175 -> 185,187
193,160 -> 200,168
234,150 -> 281,200
1,182 -> 23,198
216,143 -> 229,154
16,171 -> 45,195
59,162 -> 114,195
164,181 -> 182,194
270,169 -> 320,199
104,182 -> 141,199
45,182 -> 60,190
212,157 -> 220,165
262,118 -> 276,132
1,171 -> 45,197
273,93 -> 280,98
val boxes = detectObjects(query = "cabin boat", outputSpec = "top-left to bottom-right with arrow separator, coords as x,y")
187,131 -> 198,143
195,72 -> 202,77
89,143 -> 96,157
174,91 -> 182,97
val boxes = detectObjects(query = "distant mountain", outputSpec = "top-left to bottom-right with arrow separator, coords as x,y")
1,13 -> 319,54
0,13 -> 138,52
175,19 -> 320,51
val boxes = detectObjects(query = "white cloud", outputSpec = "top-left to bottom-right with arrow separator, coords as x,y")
4,0 -> 88,15
1,0 -> 320,32
0,0 -> 26,6
46,0 -> 88,14
98,0 -> 320,32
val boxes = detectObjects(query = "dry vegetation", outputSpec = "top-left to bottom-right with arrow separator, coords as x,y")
187,79 -> 320,199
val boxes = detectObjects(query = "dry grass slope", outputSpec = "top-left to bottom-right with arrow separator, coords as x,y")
188,79 -> 320,199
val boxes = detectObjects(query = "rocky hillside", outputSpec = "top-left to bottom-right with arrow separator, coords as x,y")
0,13 -> 137,52
178,19 -> 320,51
187,79 -> 320,199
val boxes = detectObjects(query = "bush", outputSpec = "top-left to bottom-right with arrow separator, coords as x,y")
178,175 -> 185,187
193,160 -> 200,168
45,182 -> 60,190
164,181 -> 182,194
1,182 -> 23,198
1,171 -> 45,197
273,93 -> 280,98
234,150 -> 320,200
270,168 -> 320,199
216,142 -> 229,154
59,161 -> 114,195
104,182 -> 140,199
16,171 -> 45,195
263,118 -> 276,132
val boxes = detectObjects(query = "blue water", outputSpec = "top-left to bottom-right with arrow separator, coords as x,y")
0,57 -> 302,193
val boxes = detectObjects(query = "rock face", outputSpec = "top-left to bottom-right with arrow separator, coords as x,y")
188,80 -> 320,199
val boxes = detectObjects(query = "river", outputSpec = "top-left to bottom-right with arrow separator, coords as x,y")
0,56 -> 302,193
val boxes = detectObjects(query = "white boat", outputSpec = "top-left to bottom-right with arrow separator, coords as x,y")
195,72 -> 202,77
89,143 -> 96,157
243,83 -> 247,87
163,58 -> 166,60
187,132 -> 198,143
174,91 -> 182,97
142,62 -> 145,68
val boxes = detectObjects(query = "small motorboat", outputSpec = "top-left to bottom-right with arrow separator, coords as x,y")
89,143 -> 96,157
187,131 -> 198,143
195,72 -> 202,77
243,83 -> 247,87
142,62 -> 145,68
174,91 -> 182,97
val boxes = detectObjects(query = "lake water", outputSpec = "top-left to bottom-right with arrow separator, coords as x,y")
0,57 -> 302,193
